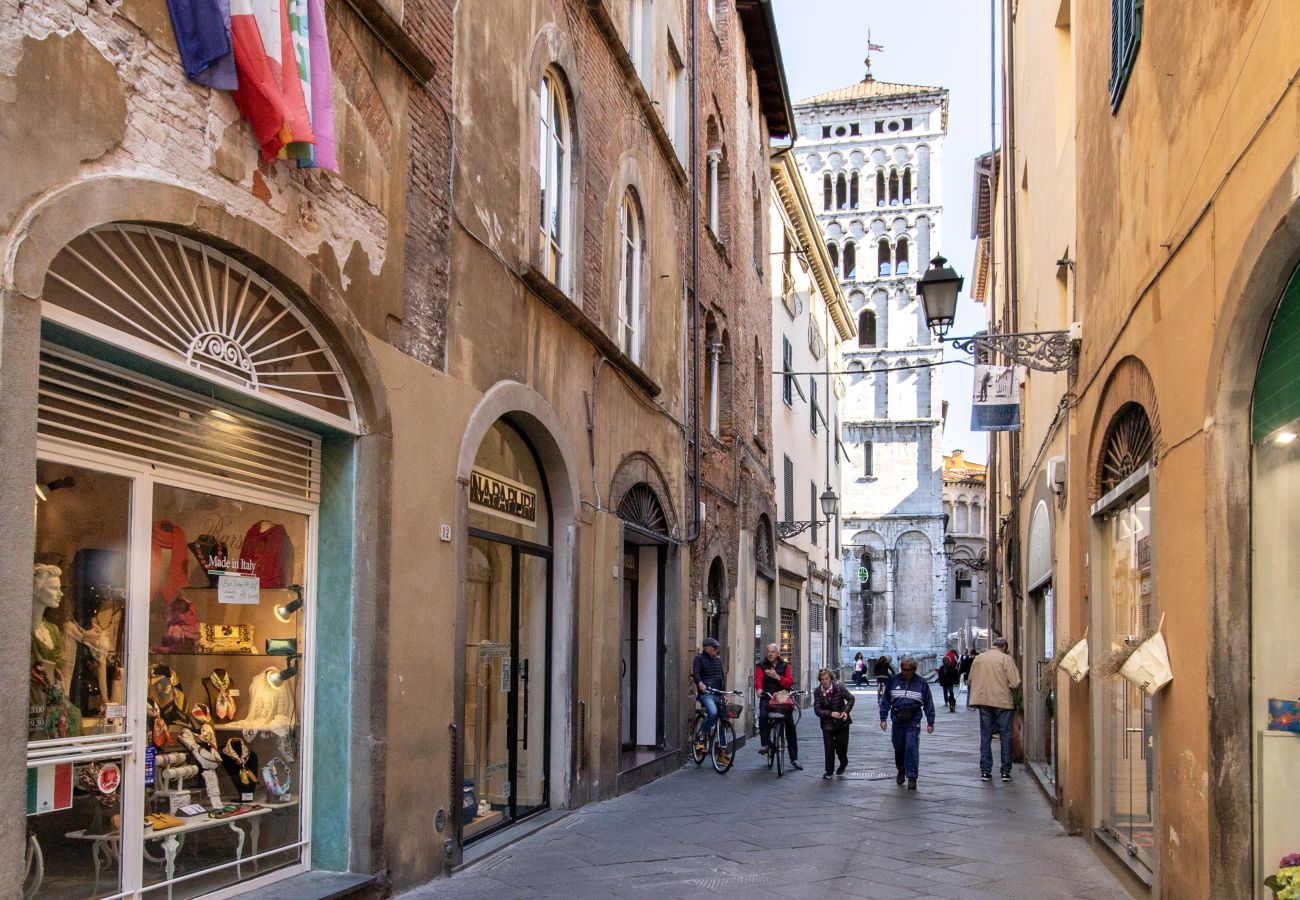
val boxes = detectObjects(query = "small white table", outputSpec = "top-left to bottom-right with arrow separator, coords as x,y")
67,798 -> 298,899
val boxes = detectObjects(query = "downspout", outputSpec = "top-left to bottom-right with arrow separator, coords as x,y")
986,0 -> 1000,648
1002,0 -> 1023,647
686,0 -> 701,544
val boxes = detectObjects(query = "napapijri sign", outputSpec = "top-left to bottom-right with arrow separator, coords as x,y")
470,468 -> 537,526
971,364 -> 1022,432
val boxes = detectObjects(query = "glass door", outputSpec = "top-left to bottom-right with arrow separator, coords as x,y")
27,458 -> 137,900
1102,494 -> 1155,874
463,534 -> 550,842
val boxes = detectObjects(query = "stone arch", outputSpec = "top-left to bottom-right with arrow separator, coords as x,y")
1202,157 -> 1300,894
1086,356 -> 1163,503
457,380 -> 580,809
609,451 -> 678,536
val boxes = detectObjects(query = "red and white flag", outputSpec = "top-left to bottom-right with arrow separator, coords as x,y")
230,0 -> 314,160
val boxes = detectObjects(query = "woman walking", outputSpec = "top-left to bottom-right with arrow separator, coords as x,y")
813,669 -> 855,778
873,654 -> 895,698
937,653 -> 961,712
851,652 -> 867,688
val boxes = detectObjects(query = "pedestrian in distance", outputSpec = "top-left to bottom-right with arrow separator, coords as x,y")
959,648 -> 976,708
937,653 -> 962,713
813,668 -> 855,778
969,637 -> 1022,782
878,656 -> 935,789
872,654 -> 895,696
852,652 -> 867,688
755,643 -> 802,770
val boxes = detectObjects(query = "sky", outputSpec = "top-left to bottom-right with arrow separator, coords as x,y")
771,0 -> 996,464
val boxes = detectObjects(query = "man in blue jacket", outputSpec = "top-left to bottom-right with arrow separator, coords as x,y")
692,637 -> 725,753
879,656 -> 936,789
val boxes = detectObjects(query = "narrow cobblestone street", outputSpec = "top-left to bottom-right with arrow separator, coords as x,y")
405,686 -> 1130,899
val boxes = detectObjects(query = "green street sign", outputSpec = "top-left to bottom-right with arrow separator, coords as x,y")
857,566 -> 869,584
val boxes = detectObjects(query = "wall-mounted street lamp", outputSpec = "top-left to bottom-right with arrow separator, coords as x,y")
917,255 -> 1077,373
776,485 -> 839,539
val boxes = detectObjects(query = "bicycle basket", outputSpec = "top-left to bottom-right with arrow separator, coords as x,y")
725,701 -> 744,719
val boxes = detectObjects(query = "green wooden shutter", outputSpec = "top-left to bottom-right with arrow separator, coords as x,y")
1253,266 -> 1300,443
783,456 -> 794,523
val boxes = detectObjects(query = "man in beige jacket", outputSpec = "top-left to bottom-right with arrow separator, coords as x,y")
969,637 -> 1021,782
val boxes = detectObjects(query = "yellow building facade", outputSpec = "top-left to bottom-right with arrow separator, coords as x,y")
980,1 -> 1300,896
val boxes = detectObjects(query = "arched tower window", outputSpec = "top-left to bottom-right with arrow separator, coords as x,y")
823,171 -> 832,211
828,242 -> 840,276
902,168 -> 913,205
888,169 -> 900,206
877,239 -> 892,277
836,172 -> 848,210
858,309 -> 877,348
849,172 -> 860,208
617,191 -> 645,362
843,241 -> 856,280
896,237 -> 910,276
539,69 -> 571,291
875,169 -> 886,207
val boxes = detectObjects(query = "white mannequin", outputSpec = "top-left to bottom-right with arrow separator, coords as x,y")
31,565 -> 66,686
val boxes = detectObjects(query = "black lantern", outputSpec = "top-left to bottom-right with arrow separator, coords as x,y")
819,485 -> 839,519
917,255 -> 964,340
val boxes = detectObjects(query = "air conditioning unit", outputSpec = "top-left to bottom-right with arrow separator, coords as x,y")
1047,456 -> 1067,496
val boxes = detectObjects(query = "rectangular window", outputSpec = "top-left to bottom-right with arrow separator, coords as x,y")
822,125 -> 832,139
834,416 -> 840,463
667,43 -> 685,152
864,440 -> 874,477
874,121 -> 885,134
810,376 -> 819,434
782,337 -> 793,407
902,117 -> 913,131
1109,0 -> 1143,110
810,481 -> 818,545
783,456 -> 794,523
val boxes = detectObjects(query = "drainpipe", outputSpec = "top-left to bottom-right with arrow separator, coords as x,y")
686,0 -> 701,544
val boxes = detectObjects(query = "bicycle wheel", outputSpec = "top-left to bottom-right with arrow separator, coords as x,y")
711,720 -> 734,774
766,725 -> 775,769
775,725 -> 785,777
690,714 -> 706,765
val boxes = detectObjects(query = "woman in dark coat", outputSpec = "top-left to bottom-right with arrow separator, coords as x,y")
872,655 -> 895,697
813,668 -> 856,778
937,654 -> 962,712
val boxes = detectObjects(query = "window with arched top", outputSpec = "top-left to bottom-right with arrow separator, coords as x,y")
836,172 -> 848,210
827,242 -> 840,277
888,169 -> 900,206
823,171 -> 833,211
843,241 -> 857,280
849,172 -> 860,208
896,237 -> 910,276
875,169 -> 886,207
753,337 -> 764,436
539,69 -> 571,291
617,191 -> 644,363
858,309 -> 877,348
902,168 -> 913,205
872,361 -> 889,418
877,239 -> 892,276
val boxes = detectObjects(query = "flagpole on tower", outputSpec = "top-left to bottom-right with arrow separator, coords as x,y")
864,30 -> 885,82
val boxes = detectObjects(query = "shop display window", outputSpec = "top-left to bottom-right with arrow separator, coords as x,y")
26,460 -> 314,899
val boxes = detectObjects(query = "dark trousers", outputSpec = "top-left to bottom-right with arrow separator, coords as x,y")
821,726 -> 849,774
941,683 -> 957,707
978,705 -> 1014,775
891,717 -> 922,778
759,699 -> 799,761
852,670 -> 864,687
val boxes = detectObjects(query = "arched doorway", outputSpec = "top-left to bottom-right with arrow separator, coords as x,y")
705,558 -> 727,651
615,483 -> 669,752
1090,396 -> 1158,879
1250,263 -> 1300,888
463,419 -> 553,842
24,221 -> 369,897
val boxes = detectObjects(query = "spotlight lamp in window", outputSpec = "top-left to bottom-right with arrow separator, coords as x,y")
916,255 -> 1078,373
776,485 -> 839,539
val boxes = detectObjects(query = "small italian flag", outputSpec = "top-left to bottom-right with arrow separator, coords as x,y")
27,763 -> 73,815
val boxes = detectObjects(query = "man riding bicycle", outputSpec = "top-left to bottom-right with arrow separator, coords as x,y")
755,643 -> 802,770
692,637 -> 725,754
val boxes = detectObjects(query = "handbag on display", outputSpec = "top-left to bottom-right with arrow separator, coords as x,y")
1059,632 -> 1090,683
1119,616 -> 1172,695
198,624 -> 254,654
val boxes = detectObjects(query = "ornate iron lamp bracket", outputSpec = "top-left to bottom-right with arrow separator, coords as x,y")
947,330 -> 1076,373
776,520 -> 821,539
947,554 -> 991,572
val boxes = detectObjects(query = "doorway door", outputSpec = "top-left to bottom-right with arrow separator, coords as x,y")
464,533 -> 551,841
620,543 -> 664,752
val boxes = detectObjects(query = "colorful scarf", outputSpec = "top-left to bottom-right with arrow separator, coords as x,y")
151,521 -> 191,604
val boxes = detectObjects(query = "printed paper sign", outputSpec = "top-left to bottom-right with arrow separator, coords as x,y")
218,574 -> 261,604
971,365 -> 1022,432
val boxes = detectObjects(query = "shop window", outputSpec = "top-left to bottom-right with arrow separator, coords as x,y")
539,69 -> 572,292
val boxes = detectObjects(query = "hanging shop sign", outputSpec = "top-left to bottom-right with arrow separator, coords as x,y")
470,468 -> 537,528
971,365 -> 1022,432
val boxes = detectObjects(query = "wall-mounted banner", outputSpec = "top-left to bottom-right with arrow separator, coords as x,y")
971,365 -> 1021,432
470,467 -> 537,527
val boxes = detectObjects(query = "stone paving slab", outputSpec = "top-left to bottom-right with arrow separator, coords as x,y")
402,685 -> 1132,899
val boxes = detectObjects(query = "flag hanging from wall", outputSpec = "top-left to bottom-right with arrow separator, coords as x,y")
971,364 -> 1021,432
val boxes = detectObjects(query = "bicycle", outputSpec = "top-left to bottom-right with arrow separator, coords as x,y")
760,690 -> 805,777
689,688 -> 744,774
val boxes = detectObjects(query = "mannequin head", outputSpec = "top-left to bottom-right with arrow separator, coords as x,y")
33,564 -> 64,613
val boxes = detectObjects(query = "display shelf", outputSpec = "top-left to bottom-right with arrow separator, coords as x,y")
149,651 -> 274,658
